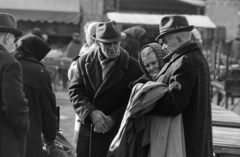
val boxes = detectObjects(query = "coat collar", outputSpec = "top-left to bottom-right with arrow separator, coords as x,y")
85,46 -> 129,97
158,41 -> 199,77
14,51 -> 45,67
0,44 -> 7,52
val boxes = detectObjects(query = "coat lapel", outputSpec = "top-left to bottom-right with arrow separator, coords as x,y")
85,50 -> 103,92
95,49 -> 129,97
157,41 -> 199,78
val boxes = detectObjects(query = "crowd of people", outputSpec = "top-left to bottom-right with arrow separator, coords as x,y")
1,12 -> 214,157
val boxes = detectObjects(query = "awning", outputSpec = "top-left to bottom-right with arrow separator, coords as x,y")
107,12 -> 216,29
0,0 -> 80,24
178,0 -> 206,7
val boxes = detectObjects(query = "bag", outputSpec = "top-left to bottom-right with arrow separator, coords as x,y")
42,131 -> 76,157
42,106 -> 76,157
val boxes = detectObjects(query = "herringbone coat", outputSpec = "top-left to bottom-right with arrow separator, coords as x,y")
149,41 -> 213,157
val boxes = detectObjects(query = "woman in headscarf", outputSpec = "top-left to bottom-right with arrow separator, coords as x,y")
14,35 -> 58,157
108,43 -> 185,157
130,42 -> 168,87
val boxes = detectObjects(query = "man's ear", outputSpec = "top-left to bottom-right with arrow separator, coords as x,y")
3,33 -> 11,45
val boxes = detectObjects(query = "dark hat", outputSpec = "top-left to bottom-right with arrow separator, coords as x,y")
32,27 -> 44,39
155,15 -> 194,40
15,35 -> 51,61
0,12 -> 23,37
92,20 -> 126,43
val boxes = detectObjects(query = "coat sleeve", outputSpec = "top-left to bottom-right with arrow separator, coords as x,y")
40,70 -> 58,142
1,59 -> 29,139
69,58 -> 97,124
148,56 -> 197,116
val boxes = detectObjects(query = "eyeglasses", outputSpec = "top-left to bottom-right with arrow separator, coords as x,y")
100,42 -> 119,47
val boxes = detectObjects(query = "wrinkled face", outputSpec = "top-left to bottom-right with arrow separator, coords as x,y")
161,33 -> 180,53
141,48 -> 160,80
99,41 -> 120,59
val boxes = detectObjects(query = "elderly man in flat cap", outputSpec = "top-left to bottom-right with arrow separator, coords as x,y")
152,15 -> 213,157
0,12 -> 29,157
69,20 -> 142,157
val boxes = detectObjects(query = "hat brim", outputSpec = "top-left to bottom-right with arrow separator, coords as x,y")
155,25 -> 194,41
0,27 -> 23,37
92,32 -> 126,43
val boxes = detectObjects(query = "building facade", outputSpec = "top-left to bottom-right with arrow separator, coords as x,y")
79,0 -> 207,46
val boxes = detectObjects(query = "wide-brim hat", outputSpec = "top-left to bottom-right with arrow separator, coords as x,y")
0,12 -> 23,37
155,15 -> 194,41
92,20 -> 126,43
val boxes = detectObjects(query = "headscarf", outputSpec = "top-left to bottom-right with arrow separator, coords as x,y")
138,43 -> 168,80
15,35 -> 51,61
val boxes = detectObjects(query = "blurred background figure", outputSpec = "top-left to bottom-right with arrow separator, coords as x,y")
42,34 -> 48,43
79,21 -> 98,56
68,21 -> 98,81
65,32 -> 81,59
230,25 -> 240,64
32,27 -> 44,40
191,28 -> 203,49
121,26 -> 146,60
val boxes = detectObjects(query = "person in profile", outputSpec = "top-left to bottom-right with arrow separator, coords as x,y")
0,12 -> 29,157
65,32 -> 82,59
68,21 -> 98,81
32,27 -> 44,40
14,35 -> 58,157
155,15 -> 213,157
230,25 -> 240,64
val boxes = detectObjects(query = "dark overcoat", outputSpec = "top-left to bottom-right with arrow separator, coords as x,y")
69,47 -> 142,157
0,45 -> 29,157
149,41 -> 213,157
15,55 -> 58,157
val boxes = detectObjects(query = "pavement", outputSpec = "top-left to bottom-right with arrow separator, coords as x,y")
55,90 -> 76,146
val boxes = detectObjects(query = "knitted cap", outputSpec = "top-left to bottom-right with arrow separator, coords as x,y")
138,43 -> 168,80
15,35 -> 51,61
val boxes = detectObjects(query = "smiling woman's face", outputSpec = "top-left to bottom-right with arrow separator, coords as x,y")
141,47 -> 160,80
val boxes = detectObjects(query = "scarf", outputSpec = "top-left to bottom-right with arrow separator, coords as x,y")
98,49 -> 120,80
